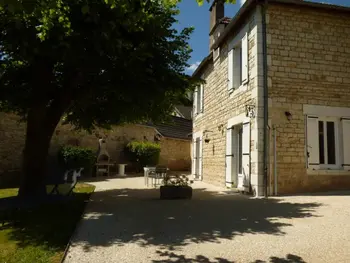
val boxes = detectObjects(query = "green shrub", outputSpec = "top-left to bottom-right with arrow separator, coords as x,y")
125,141 -> 161,169
58,146 -> 96,172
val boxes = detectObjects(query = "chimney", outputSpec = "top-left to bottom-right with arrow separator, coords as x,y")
209,0 -> 225,51
209,0 -> 224,32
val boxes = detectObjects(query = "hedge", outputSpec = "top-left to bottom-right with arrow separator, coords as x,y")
125,141 -> 160,170
58,146 -> 96,173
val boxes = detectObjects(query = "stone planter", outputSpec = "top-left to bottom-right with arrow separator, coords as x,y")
160,185 -> 192,200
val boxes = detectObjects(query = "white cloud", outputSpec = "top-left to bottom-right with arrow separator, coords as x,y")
186,61 -> 201,73
240,0 -> 246,6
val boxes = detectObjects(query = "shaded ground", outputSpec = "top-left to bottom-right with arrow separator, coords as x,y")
65,177 -> 350,263
0,183 -> 95,263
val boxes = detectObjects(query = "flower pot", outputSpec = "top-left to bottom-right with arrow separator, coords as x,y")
160,185 -> 192,200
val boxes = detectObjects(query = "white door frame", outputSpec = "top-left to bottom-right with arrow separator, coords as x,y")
225,126 -> 237,187
238,119 -> 251,191
227,114 -> 250,190
192,131 -> 203,180
237,125 -> 243,188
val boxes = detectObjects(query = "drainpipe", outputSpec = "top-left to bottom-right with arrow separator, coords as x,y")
273,125 -> 278,195
261,1 -> 269,198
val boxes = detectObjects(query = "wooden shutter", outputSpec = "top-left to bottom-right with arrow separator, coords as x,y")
242,32 -> 248,84
241,120 -> 250,190
233,47 -> 241,89
341,118 -> 350,170
198,137 -> 203,178
192,139 -> 196,175
193,87 -> 198,116
226,127 -> 238,187
200,84 -> 204,113
306,116 -> 319,170
226,127 -> 234,185
227,48 -> 234,91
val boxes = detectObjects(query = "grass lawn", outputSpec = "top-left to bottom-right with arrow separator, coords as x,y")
0,183 -> 95,263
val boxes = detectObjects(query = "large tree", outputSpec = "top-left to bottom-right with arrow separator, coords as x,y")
0,0 -> 236,41
0,0 -> 197,197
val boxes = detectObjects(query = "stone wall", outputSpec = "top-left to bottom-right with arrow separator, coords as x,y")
0,113 -> 26,174
0,112 -> 191,178
193,7 -> 265,195
267,4 -> 350,194
159,138 -> 191,171
51,123 -> 158,166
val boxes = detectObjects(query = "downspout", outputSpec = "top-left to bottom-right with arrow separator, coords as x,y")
273,125 -> 278,195
261,0 -> 269,198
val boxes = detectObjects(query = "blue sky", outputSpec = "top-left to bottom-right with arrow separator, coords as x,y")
173,0 -> 350,74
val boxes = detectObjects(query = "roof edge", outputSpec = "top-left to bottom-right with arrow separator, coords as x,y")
193,0 -> 350,77
192,53 -> 213,77
269,0 -> 350,13
192,0 -> 256,77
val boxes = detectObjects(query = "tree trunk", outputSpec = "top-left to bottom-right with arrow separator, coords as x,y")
18,107 -> 63,197
17,63 -> 80,197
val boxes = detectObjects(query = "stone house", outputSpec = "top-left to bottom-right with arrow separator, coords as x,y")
192,0 -> 350,196
0,112 -> 191,185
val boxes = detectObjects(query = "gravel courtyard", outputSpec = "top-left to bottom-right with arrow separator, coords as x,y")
64,176 -> 350,263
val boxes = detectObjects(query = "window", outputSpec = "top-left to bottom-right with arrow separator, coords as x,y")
318,120 -> 336,165
193,84 -> 204,117
227,32 -> 248,92
307,116 -> 341,170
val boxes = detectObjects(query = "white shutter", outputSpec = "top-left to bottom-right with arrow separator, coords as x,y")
306,116 -> 319,170
241,120 -> 250,190
227,48 -> 234,91
199,137 -> 203,177
193,87 -> 198,116
242,32 -> 248,84
192,139 -> 196,175
226,127 -> 234,185
200,84 -> 204,113
341,118 -> 350,170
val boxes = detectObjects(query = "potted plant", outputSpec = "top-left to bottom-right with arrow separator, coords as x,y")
160,174 -> 193,200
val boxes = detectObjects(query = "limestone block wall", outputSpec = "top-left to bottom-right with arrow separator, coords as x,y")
0,113 -> 191,177
159,138 -> 191,171
51,123 -> 157,164
193,7 -> 265,194
266,3 -> 350,194
0,113 -> 26,174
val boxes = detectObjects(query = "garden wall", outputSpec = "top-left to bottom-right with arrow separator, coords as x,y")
0,113 -> 191,186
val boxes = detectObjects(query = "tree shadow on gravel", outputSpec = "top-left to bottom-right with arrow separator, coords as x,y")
152,250 -> 307,263
71,184 -> 321,252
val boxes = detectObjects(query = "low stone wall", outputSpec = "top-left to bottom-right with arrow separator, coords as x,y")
0,113 -> 26,174
0,113 -> 191,183
159,138 -> 191,171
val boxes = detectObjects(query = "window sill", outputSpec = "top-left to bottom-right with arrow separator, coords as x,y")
229,83 -> 248,98
307,169 -> 350,176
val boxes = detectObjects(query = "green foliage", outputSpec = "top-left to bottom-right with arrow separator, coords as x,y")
58,146 -> 95,170
0,0 -> 202,195
125,141 -> 161,168
0,0 -> 236,41
0,0 -> 198,129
